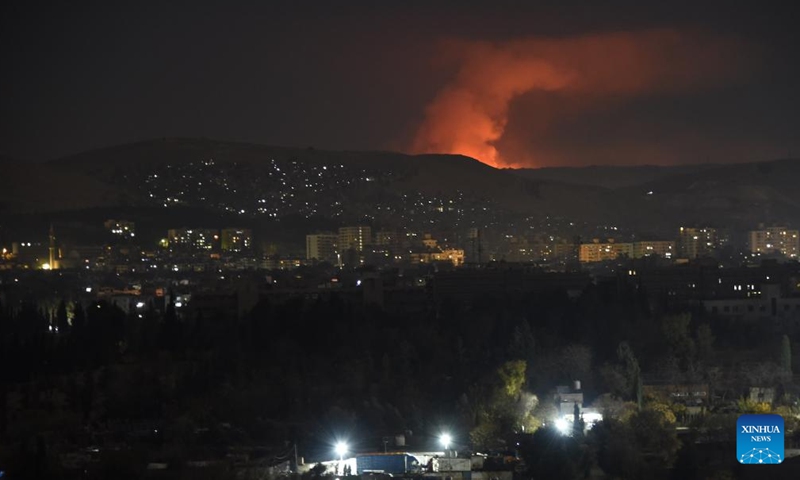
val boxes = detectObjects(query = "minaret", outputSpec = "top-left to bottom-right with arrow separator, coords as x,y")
49,224 -> 56,269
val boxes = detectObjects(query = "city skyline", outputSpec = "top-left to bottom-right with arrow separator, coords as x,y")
4,2 -> 800,477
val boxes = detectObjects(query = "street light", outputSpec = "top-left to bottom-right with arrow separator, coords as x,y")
555,417 -> 570,436
335,441 -> 349,476
335,441 -> 348,460
440,433 -> 452,451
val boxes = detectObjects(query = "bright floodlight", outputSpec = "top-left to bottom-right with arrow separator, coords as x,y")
555,417 -> 570,435
440,433 -> 452,450
335,441 -> 348,458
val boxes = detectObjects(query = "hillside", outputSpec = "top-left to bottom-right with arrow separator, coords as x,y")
2,139 -> 799,234
510,164 -> 717,189
0,138 -> 608,223
617,159 -> 800,228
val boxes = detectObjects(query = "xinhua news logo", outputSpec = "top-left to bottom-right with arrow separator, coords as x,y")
737,414 -> 784,465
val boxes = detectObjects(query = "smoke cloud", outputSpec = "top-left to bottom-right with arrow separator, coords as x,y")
411,30 -> 747,167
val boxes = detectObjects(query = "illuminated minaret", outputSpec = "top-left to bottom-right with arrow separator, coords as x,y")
49,224 -> 56,269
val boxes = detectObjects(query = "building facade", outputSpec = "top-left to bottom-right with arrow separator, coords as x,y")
167,228 -> 219,251
749,226 -> 799,258
338,226 -> 372,252
703,284 -> 800,332
221,228 -> 253,253
678,227 -> 717,259
632,240 -> 675,259
306,233 -> 339,263
410,248 -> 465,267
579,239 -> 633,263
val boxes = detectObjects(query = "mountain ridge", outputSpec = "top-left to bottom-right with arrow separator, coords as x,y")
2,138 -> 799,233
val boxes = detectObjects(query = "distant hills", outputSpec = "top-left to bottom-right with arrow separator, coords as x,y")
0,138 -> 606,220
510,164 -> 719,189
1,138 -> 799,234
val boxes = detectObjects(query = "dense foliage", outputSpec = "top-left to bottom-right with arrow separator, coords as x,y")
0,278 -> 797,478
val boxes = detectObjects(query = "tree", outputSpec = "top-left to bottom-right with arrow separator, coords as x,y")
55,300 -> 69,335
591,409 -> 680,479
695,324 -> 715,364
497,360 -> 526,398
671,435 -> 702,480
661,313 -> 695,371
469,361 -> 535,450
590,419 -> 643,479
161,295 -> 180,351
519,428 -> 588,480
736,397 -> 771,414
740,361 -> 784,388
560,344 -> 593,384
507,321 -> 535,361
781,334 -> 792,375
617,342 -> 642,408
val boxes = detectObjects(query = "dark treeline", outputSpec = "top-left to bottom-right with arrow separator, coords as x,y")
0,279 -> 796,478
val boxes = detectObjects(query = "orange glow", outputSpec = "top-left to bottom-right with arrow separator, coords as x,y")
411,29 -> 747,168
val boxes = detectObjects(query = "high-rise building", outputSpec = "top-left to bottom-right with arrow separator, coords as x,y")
678,227 -> 717,259
338,226 -> 371,252
167,228 -> 220,251
306,233 -> 338,262
749,226 -> 799,258
221,228 -> 253,253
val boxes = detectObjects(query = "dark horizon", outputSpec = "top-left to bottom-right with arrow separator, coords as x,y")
10,135 -> 800,169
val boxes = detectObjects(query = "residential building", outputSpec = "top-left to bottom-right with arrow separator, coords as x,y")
579,239 -> 633,263
422,233 -> 438,250
632,240 -> 675,259
306,233 -> 338,263
749,226 -> 799,258
338,226 -> 371,252
167,228 -> 219,251
410,248 -> 465,267
678,227 -> 717,259
221,228 -> 253,253
703,284 -> 800,332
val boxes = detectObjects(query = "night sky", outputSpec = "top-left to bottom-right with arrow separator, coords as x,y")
1,0 -> 798,167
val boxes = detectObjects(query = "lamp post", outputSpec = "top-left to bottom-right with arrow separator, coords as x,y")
439,433 -> 453,453
335,441 -> 348,475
